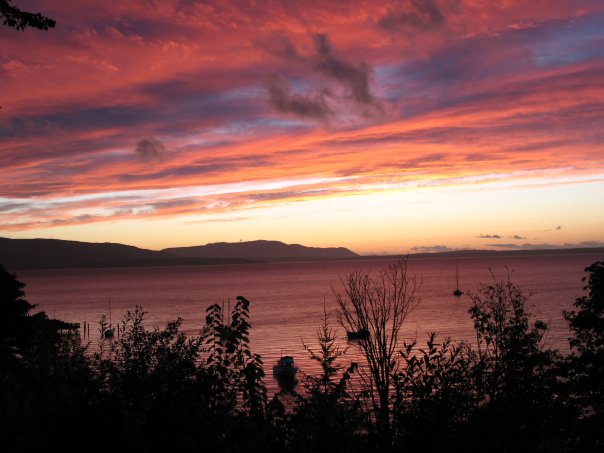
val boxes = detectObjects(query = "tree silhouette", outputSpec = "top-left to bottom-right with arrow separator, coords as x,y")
0,264 -> 34,318
1,0 -> 55,31
0,264 -> 36,357
468,273 -> 568,451
565,261 -> 604,417
468,274 -> 551,404
335,260 -> 420,447
291,309 -> 362,453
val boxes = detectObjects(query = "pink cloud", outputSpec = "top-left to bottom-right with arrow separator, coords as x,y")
1,1 -> 604,233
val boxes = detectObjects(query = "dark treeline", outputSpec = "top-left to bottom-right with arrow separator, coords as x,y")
1,260 -> 603,452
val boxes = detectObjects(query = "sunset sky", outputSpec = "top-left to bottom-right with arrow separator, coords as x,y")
1,0 -> 603,254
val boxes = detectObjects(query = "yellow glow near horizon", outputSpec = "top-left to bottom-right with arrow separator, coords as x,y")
8,179 -> 603,255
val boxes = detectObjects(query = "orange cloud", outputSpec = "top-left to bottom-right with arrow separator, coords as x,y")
1,1 -> 604,250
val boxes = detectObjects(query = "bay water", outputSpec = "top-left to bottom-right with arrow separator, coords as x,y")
16,251 -> 601,393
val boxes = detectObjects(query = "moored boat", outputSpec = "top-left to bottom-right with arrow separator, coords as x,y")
346,329 -> 370,340
273,355 -> 298,378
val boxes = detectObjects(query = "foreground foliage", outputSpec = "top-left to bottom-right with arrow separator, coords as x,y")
564,261 -> 604,450
1,260 -> 603,452
465,274 -> 572,452
290,309 -> 363,453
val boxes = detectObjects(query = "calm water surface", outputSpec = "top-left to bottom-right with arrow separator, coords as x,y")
18,252 -> 601,393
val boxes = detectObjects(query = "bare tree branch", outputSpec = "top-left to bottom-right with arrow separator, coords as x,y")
335,259 -> 420,443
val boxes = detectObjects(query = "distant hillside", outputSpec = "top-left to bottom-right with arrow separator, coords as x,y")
163,240 -> 359,261
0,237 -> 177,270
0,238 -> 254,270
365,247 -> 604,261
0,238 -> 357,270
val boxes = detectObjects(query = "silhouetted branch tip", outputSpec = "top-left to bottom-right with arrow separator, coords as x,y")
1,0 -> 56,31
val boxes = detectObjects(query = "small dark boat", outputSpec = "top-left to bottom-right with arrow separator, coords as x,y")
347,329 -> 370,340
273,356 -> 298,378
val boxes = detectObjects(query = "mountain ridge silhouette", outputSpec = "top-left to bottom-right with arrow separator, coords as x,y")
0,237 -> 358,269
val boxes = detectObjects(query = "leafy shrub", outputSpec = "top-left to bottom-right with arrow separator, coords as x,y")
289,310 -> 364,453
467,273 -> 570,451
392,333 -> 477,450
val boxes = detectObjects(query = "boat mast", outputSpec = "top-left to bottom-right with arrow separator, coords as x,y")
453,262 -> 463,296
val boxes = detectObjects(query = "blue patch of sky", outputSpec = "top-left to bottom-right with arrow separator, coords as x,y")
180,83 -> 319,134
211,117 -> 312,137
529,12 -> 604,68
369,12 -> 604,111
175,85 -> 265,119
178,139 -> 235,152
3,104 -> 155,138
288,77 -> 317,93
373,64 -> 406,103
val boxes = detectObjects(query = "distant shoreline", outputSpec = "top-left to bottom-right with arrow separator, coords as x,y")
6,246 -> 602,271
363,247 -> 604,261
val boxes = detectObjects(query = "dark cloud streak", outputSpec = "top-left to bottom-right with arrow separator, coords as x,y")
267,76 -> 331,120
271,35 -> 304,62
135,137 -> 166,161
266,33 -> 381,119
312,34 -> 377,106
378,0 -> 453,33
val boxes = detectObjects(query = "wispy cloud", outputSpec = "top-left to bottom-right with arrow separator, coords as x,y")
412,245 -> 456,253
543,225 -> 563,232
478,234 -> 501,239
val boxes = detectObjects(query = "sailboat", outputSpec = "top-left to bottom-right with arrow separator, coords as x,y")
453,262 -> 463,297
